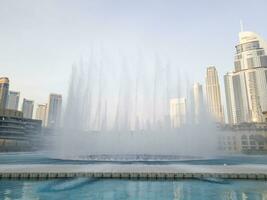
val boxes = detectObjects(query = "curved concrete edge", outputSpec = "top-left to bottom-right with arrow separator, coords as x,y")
0,172 -> 266,180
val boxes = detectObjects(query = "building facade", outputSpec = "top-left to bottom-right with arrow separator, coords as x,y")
22,98 -> 34,119
0,77 -> 9,109
218,123 -> 267,154
35,104 -> 47,127
0,109 -> 42,151
224,31 -> 267,124
169,98 -> 186,128
205,66 -> 224,123
47,94 -> 62,128
7,91 -> 20,110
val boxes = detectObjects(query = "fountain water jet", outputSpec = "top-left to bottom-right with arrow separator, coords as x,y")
49,52 -> 221,160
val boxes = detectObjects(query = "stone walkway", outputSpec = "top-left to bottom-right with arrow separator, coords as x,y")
0,164 -> 266,179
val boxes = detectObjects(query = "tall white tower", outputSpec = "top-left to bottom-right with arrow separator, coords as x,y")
225,31 -> 267,124
35,104 -> 47,127
192,83 -> 204,124
205,66 -> 224,123
47,93 -> 62,128
7,91 -> 20,110
22,98 -> 34,119
169,98 -> 187,128
0,77 -> 9,109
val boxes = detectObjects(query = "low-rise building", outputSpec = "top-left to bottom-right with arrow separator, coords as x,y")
0,109 -> 42,151
218,123 -> 267,154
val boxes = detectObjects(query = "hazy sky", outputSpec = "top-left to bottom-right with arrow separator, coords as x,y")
1,0 -> 267,109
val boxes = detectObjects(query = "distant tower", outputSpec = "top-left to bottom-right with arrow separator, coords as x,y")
7,91 -> 20,110
22,98 -> 34,119
35,104 -> 47,127
0,77 -> 9,109
224,31 -> 267,124
192,83 -> 204,124
205,67 -> 224,123
47,94 -> 62,128
169,98 -> 187,128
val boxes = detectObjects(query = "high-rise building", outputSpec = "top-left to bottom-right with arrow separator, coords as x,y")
169,98 -> 186,128
224,31 -> 267,124
22,98 -> 34,119
192,83 -> 204,124
0,77 -> 9,109
47,93 -> 62,128
35,104 -> 47,127
205,66 -> 224,123
7,91 -> 20,110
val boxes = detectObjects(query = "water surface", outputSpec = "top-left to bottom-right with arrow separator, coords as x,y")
0,179 -> 266,200
1,152 -> 267,165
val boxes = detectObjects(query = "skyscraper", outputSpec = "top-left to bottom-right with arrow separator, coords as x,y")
169,97 -> 186,128
0,77 -> 9,109
205,66 -> 224,123
47,93 -> 62,128
192,82 -> 204,124
35,104 -> 47,127
22,98 -> 34,119
224,31 -> 267,124
7,91 -> 20,110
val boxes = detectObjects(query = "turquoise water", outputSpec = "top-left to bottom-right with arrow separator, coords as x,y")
1,153 -> 267,199
1,152 -> 267,165
0,178 -> 267,200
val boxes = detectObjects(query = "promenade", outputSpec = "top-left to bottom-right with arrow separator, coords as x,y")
0,164 -> 266,180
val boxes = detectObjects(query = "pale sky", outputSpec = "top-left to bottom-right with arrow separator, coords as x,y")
0,0 -> 267,110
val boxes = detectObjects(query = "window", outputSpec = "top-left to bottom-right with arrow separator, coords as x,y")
234,61 -> 241,71
260,55 -> 267,67
247,58 -> 255,68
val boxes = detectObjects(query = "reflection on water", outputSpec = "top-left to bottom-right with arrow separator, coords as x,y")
0,179 -> 266,200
